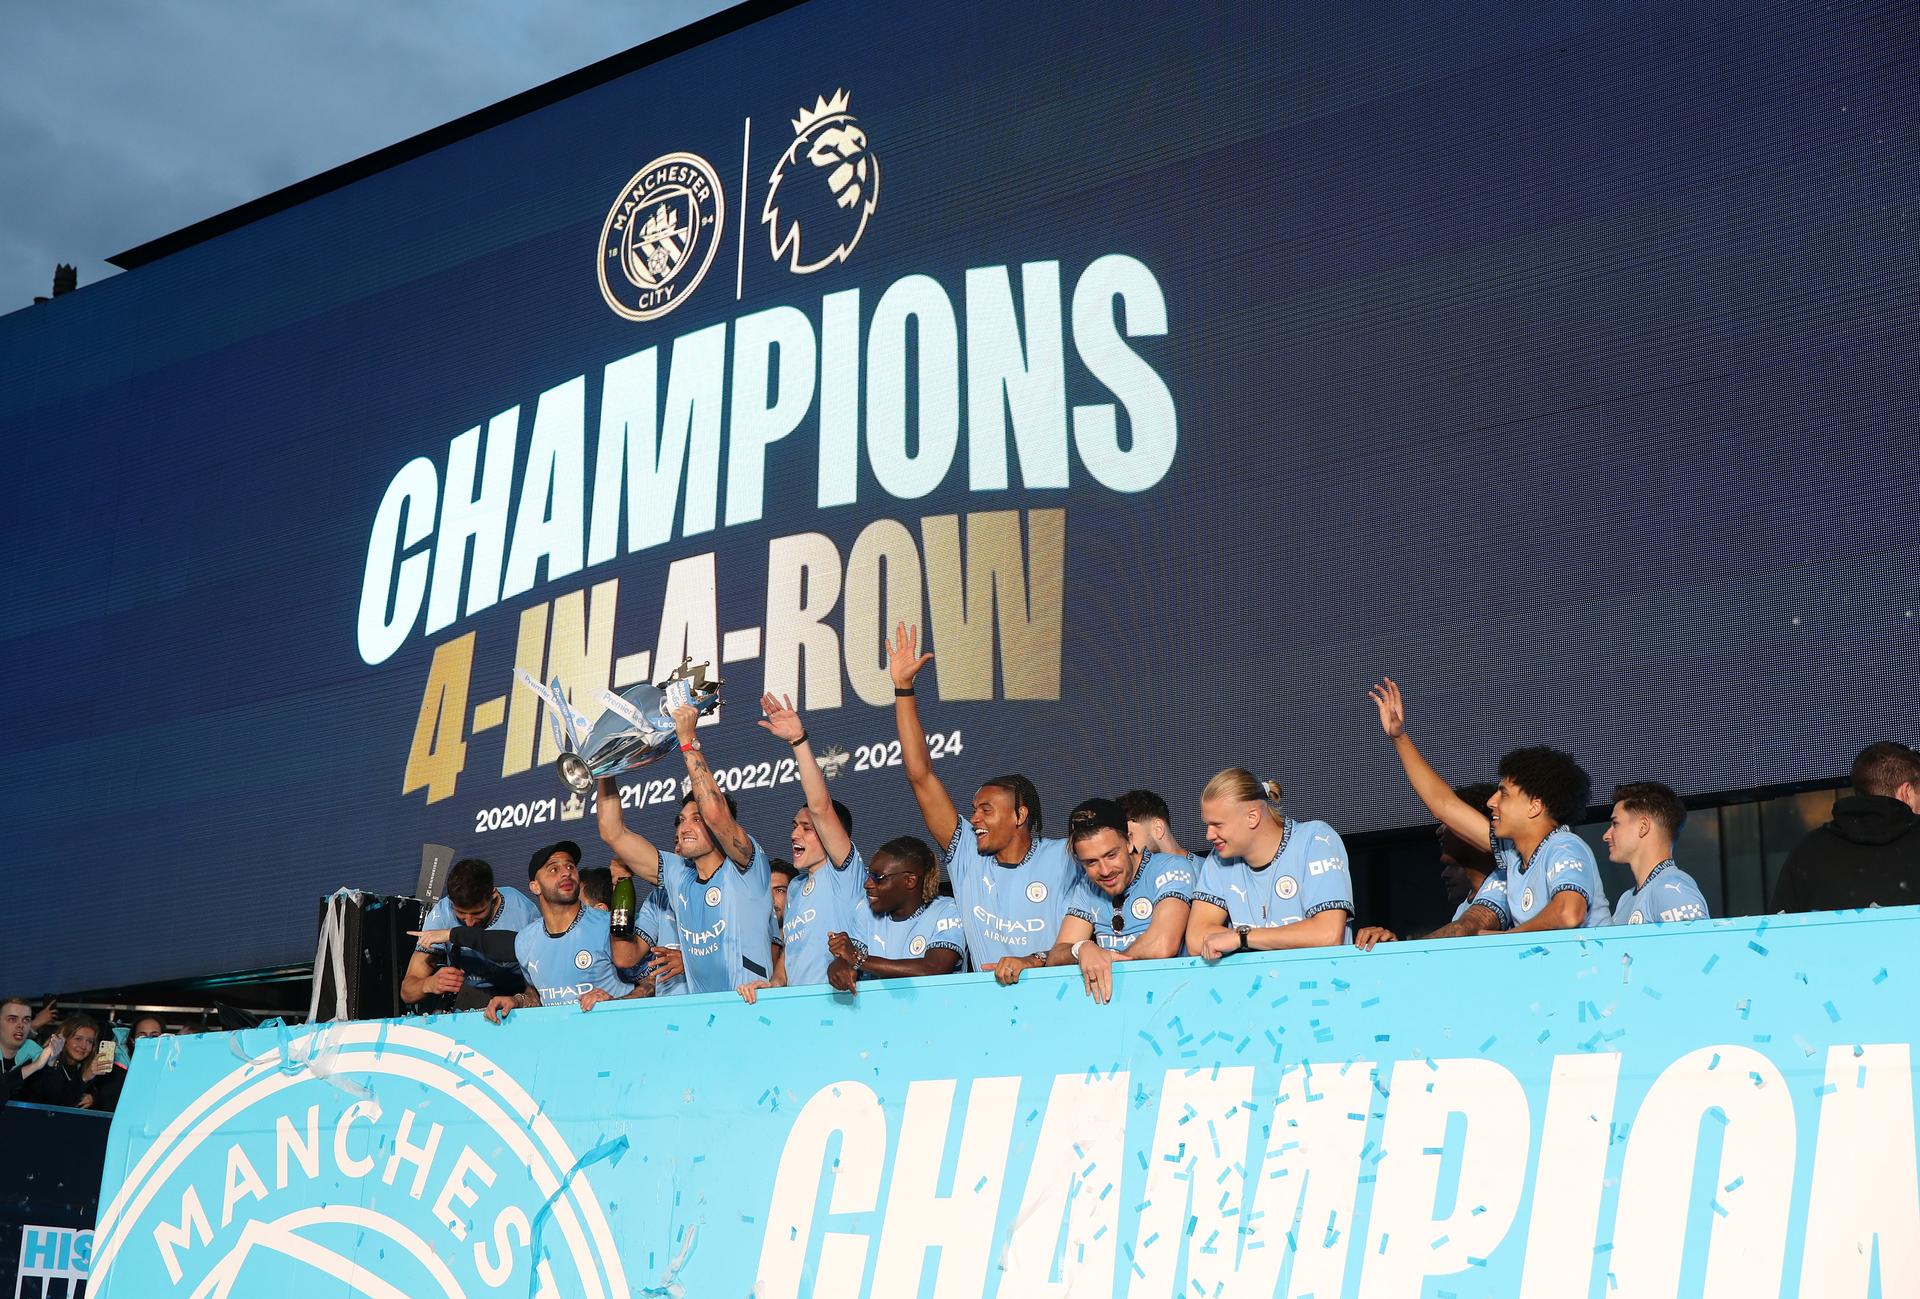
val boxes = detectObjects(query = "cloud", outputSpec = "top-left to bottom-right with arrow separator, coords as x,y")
0,0 -> 731,310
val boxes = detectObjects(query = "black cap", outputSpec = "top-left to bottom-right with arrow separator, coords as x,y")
528,840 -> 583,879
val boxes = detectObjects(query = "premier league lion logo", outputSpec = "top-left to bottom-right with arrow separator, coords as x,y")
762,89 -> 879,274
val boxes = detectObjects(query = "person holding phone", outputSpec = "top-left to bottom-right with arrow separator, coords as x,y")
19,1012 -> 111,1109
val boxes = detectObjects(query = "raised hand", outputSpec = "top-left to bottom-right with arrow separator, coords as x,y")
1368,677 -> 1407,739
887,622 -> 934,691
757,692 -> 805,744
672,704 -> 700,744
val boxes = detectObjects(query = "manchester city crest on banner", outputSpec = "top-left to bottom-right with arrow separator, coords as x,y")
598,152 -> 724,321
763,89 -> 879,273
87,1024 -> 628,1299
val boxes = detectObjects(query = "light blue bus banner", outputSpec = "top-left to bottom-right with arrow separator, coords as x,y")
91,910 -> 1917,1298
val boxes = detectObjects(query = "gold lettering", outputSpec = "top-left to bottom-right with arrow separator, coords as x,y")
920,509 -> 1064,701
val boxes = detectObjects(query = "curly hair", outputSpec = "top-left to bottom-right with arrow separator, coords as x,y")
1496,746 -> 1592,827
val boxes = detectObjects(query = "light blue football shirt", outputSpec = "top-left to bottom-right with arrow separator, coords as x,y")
660,837 -> 775,995
1065,850 -> 1196,953
782,846 -> 868,987
512,906 -> 633,1006
635,885 -> 686,997
944,825 -> 1081,966
851,895 -> 966,974
416,888 -> 539,951
1612,860 -> 1711,925
1470,826 -> 1612,929
1195,820 -> 1353,936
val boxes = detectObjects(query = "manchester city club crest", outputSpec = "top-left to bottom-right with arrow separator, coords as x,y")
598,152 -> 724,321
763,89 -> 878,274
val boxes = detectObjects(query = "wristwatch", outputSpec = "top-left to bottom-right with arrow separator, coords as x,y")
1234,924 -> 1251,953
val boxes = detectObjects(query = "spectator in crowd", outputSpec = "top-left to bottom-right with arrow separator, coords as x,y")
401,858 -> 537,1008
1606,782 -> 1711,924
826,836 -> 964,992
1118,789 -> 1200,862
2,996 -> 61,1103
84,1014 -> 168,1114
1356,781 -> 1499,950
595,705 -> 776,995
20,1013 -> 111,1109
747,693 -> 867,1001
579,866 -> 613,910
1369,677 -> 1610,934
888,622 -> 1079,981
1033,798 -> 1193,1003
481,841 -> 643,1020
1772,741 -> 1920,913
1188,769 -> 1353,959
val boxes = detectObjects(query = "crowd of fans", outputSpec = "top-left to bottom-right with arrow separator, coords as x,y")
0,999 -> 173,1112
396,625 -> 1920,1019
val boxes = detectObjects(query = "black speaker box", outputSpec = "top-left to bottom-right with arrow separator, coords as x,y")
312,892 -> 425,1021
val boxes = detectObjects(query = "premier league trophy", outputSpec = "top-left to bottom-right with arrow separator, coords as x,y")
513,656 -> 723,793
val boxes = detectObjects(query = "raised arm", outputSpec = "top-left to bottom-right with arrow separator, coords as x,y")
595,777 -> 662,884
675,705 -> 755,867
759,693 -> 853,867
888,623 -> 960,847
1368,677 -> 1491,846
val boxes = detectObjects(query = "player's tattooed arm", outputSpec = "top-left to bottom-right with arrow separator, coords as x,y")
1424,902 -> 1503,940
675,705 -> 755,866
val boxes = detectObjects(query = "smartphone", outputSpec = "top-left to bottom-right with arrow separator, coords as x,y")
95,1039 -> 116,1068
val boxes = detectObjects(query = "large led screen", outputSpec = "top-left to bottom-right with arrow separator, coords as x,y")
1,0 -> 1914,993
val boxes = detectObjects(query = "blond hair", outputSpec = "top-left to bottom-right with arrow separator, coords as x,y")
1201,767 -> 1284,822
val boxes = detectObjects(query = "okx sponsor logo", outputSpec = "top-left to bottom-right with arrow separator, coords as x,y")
89,1024 -> 626,1299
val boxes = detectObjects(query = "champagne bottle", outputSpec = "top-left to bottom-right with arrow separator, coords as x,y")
610,875 -> 637,939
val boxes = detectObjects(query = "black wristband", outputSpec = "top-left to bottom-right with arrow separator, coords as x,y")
894,686 -> 916,697
789,731 -> 808,747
